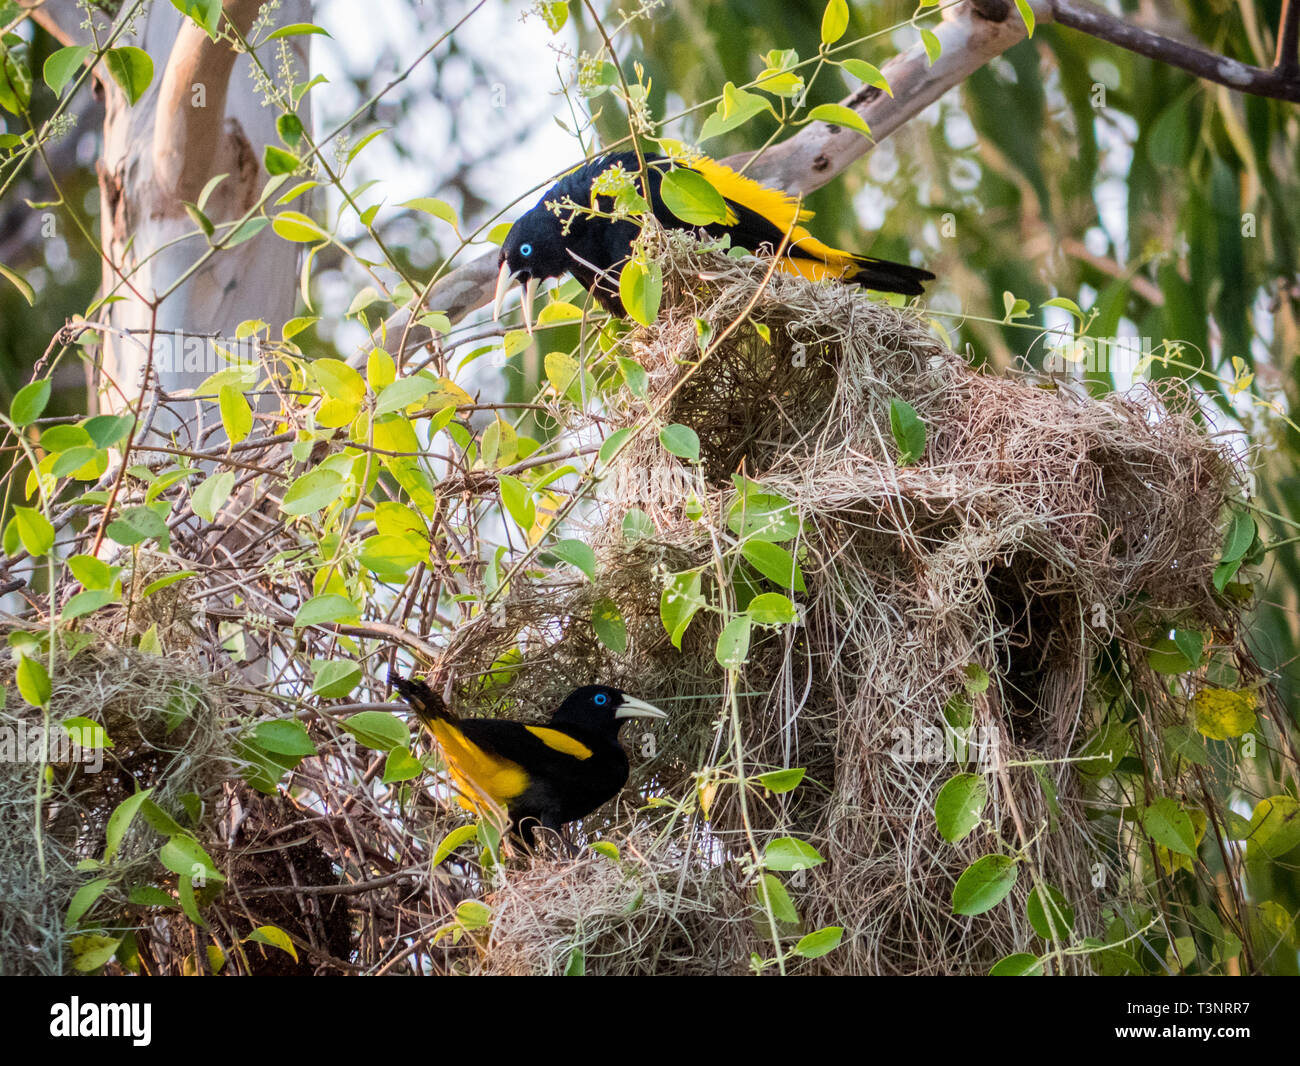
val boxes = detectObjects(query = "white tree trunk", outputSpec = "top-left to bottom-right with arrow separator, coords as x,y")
36,1 -> 312,444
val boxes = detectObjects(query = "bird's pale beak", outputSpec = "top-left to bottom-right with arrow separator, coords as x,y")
521,276 -> 538,336
492,264 -> 541,336
493,260 -> 515,323
615,695 -> 668,721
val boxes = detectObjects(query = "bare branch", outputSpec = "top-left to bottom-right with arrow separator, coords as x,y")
1053,0 -> 1300,102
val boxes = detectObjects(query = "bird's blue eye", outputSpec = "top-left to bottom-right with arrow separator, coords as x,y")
594,692 -> 608,706
520,243 -> 532,257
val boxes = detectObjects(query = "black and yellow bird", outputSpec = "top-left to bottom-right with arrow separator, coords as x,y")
494,149 -> 934,330
391,673 -> 667,846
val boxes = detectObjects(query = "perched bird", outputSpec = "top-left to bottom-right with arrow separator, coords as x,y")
391,673 -> 667,847
494,149 -> 934,330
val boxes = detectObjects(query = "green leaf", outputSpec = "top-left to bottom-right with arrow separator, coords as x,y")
622,509 -> 654,541
104,47 -> 154,106
1172,628 -> 1204,669
1013,0 -> 1035,37
43,45 -> 90,96
592,597 -> 628,653
1141,798 -> 1197,857
382,746 -> 423,783
617,356 -> 648,399
105,788 -> 153,863
727,485 -> 799,542
660,168 -> 730,225
889,398 -> 926,464
659,423 -> 700,462
276,112 -> 304,148
12,506 -> 53,556
660,570 -> 704,648
764,836 -> 824,871
952,854 -> 1019,915
715,614 -> 752,669
1221,511 -> 1256,564
62,589 -> 116,621
265,22 -> 333,40
9,379 -> 50,427
498,474 -> 535,530
989,953 -> 1044,976
311,659 -> 362,698
433,824 -> 480,865
312,358 -> 366,403
520,0 -> 562,30
699,82 -> 772,141
159,835 -> 224,883
374,376 -> 435,416
71,935 -> 122,972
272,210 -> 327,242
66,877 -> 111,928
820,0 -> 849,44
106,505 -> 168,547
619,257 -> 662,327
755,873 -> 800,923
599,427 -> 634,465
399,196 -> 458,228
83,413 -> 134,447
1026,884 -> 1074,940
756,767 -> 806,793
282,469 -> 345,516
245,923 -> 298,960
253,719 -> 317,757
920,27 -> 942,64
1192,687 -> 1257,740
1247,796 -> 1300,861
343,710 -> 408,751
191,470 -> 234,522
935,772 -> 988,844
293,594 -> 360,627
171,0 -> 223,36
804,103 -> 871,140
263,144 -> 300,175
0,262 -> 34,305
549,539 -> 596,580
1147,635 -> 1197,674
740,541 -> 806,592
794,925 -> 844,959
63,716 -> 111,749
218,385 -> 252,443
840,59 -> 892,96
747,592 -> 797,625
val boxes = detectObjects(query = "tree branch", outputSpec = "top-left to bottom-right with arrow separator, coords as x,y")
1053,0 -> 1300,102
153,0 -> 266,203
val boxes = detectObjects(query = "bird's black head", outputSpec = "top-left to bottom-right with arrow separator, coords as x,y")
494,204 -> 569,333
548,685 -> 668,738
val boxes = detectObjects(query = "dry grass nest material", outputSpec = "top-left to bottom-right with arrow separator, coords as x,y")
0,634 -> 238,974
434,232 -> 1245,975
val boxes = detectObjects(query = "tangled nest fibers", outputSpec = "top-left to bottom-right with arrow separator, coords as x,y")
436,231 -> 1243,975
0,637 -> 235,975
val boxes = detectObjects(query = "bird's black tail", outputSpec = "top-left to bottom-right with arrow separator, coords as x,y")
843,255 -> 935,297
390,672 -> 457,727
